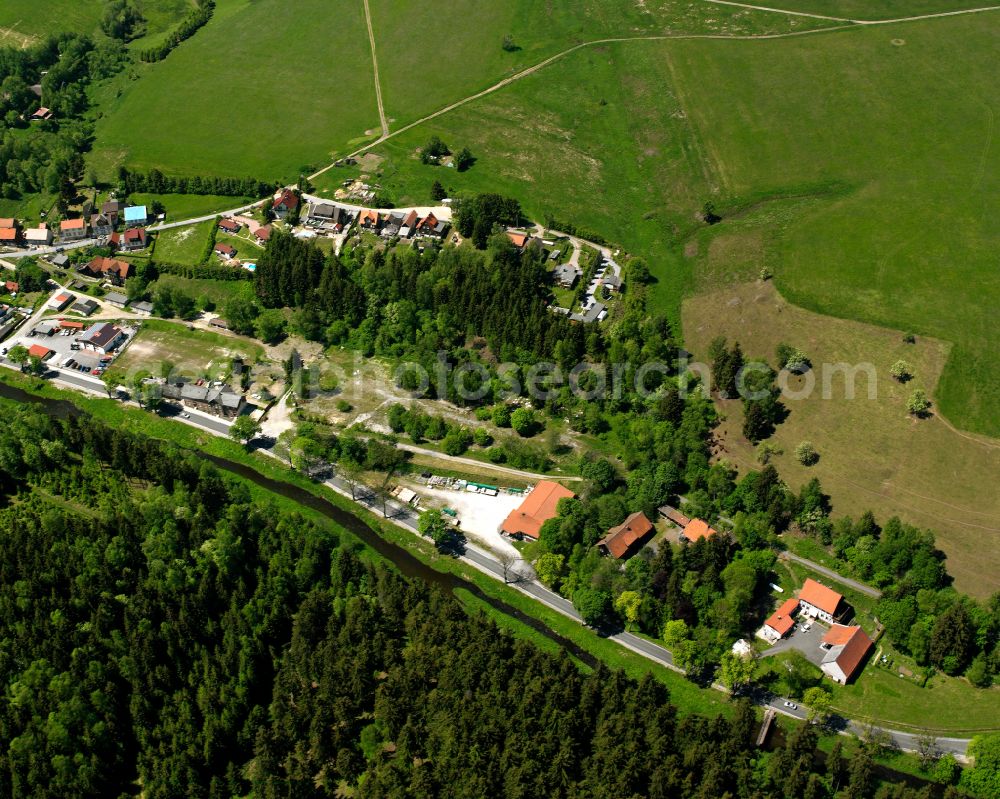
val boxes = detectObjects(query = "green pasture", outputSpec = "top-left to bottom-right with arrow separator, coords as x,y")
91,0 -> 379,180
153,220 -> 215,265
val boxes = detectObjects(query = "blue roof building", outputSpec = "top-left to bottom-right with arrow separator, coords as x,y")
123,205 -> 147,225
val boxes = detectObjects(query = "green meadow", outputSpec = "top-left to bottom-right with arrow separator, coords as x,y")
90,0 -> 379,180
746,0 -> 992,19
0,0 -> 188,43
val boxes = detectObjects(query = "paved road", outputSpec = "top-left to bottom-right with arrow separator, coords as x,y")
781,551 -> 882,598
147,199 -> 267,232
1,238 -> 97,260
396,441 -> 583,482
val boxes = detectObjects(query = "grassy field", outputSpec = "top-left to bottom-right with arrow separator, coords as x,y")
128,193 -> 253,221
749,0 -> 993,19
0,0 -> 189,43
665,16 -> 1000,435
90,0 -> 379,180
153,220 -> 214,265
111,318 -> 263,383
683,280 -> 1000,598
150,273 -> 253,308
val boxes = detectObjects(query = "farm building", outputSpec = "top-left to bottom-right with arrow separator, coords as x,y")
819,624 -> 873,684
798,579 -> 850,624
500,480 -> 574,541
596,511 -> 656,560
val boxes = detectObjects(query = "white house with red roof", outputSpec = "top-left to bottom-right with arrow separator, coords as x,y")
759,597 -> 800,644
798,578 -> 849,624
272,189 -> 299,219
819,624 -> 873,684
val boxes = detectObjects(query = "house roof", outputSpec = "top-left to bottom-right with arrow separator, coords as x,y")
85,256 -> 132,279
821,625 -> 873,681
27,344 -> 51,359
358,209 -> 379,225
219,218 -> 240,231
59,320 -> 84,329
101,200 -> 121,214
273,189 -> 299,210
123,227 -> 146,244
0,218 -> 16,228
765,598 -> 801,637
799,579 -> 844,616
123,205 -> 147,222
416,213 -> 439,230
214,243 -> 236,255
402,210 -> 418,227
659,505 -> 692,528
104,291 -> 128,305
79,322 -> 123,349
253,225 -> 272,241
0,228 -> 18,241
500,480 -> 574,540
682,518 -> 717,543
25,227 -> 51,241
507,231 -> 528,248
5,281 -> 18,293
60,218 -> 85,231
312,202 -> 336,218
597,511 -> 655,559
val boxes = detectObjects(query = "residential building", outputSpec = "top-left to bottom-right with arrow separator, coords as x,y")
130,300 -> 153,316
0,217 -> 17,229
500,480 -> 575,541
4,281 -> 18,294
399,210 -> 418,238
658,505 -> 692,528
798,578 -> 849,624
80,256 -> 132,285
819,624 -> 873,684
0,227 -> 19,246
214,242 -> 237,260
49,253 -> 69,268
253,225 -> 272,244
90,213 -> 114,237
30,107 -> 53,121
570,301 -> 606,324
164,382 -> 245,418
24,225 -> 52,247
33,321 -> 58,337
104,291 -> 129,308
101,199 -> 122,227
759,598 -> 800,644
272,189 -> 299,219
678,518 -> 717,544
358,209 -> 380,231
218,218 -> 241,234
59,218 -> 88,241
307,202 -> 342,227
415,213 -> 448,238
554,263 -> 581,288
381,212 -> 404,238
209,317 -> 229,330
123,205 -> 148,226
119,227 -> 148,252
79,322 -> 126,354
596,511 -> 656,559
602,274 -> 622,293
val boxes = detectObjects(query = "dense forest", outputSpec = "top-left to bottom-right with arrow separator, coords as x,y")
0,403 -> 994,798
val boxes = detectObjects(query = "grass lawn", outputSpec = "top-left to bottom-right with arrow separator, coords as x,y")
0,193 -> 56,222
683,280 -> 1000,598
830,661 -> 1000,735
0,0 -> 188,43
111,318 -> 263,383
129,193 -> 254,221
91,0 -> 379,181
153,220 -> 215,265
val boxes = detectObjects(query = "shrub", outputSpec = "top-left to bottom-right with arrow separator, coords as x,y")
473,427 -> 493,447
907,389 -> 930,416
492,404 -> 511,428
510,407 -> 537,437
890,359 -> 913,382
795,441 -> 819,466
335,399 -> 352,413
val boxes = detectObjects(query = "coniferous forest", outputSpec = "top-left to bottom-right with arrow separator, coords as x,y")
0,403 -> 986,798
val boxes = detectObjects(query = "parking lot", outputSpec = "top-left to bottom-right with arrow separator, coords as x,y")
8,320 -> 136,376
762,618 -> 830,666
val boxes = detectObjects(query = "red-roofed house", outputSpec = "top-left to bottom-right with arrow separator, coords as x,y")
214,242 -> 237,260
0,227 -> 19,245
253,225 -> 272,243
596,511 -> 656,560
820,624 -> 873,684
27,344 -> 52,360
119,227 -> 148,252
30,107 -> 53,121
272,189 -> 299,219
798,578 -> 848,624
5,281 -> 19,294
218,218 -> 241,234
357,209 -> 380,230
80,257 -> 132,285
507,231 -> 528,249
500,480 -> 575,541
679,518 -> 717,544
60,218 -> 88,241
0,218 -> 16,229
760,598 -> 800,644
415,213 -> 448,238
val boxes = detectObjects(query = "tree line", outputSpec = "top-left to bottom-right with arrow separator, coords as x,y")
136,0 -> 215,63
0,402 -> 992,798
116,166 -> 271,198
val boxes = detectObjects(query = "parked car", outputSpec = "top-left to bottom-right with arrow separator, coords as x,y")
783,701 -> 798,710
